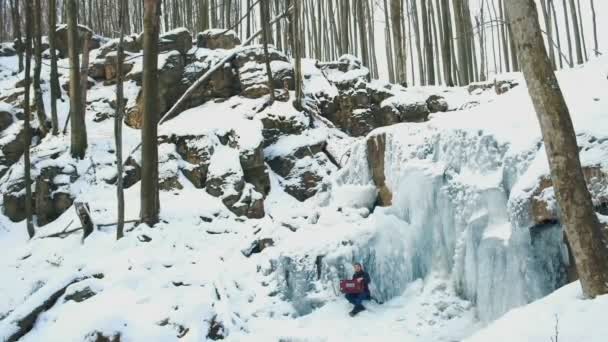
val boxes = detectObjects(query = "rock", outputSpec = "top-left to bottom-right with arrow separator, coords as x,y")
125,51 -> 185,128
0,44 -> 17,57
160,28 -> 193,55
206,316 -> 225,340
240,142 -> 270,196
379,98 -> 430,123
159,176 -> 183,191
0,127 -> 25,178
230,185 -> 265,219
197,29 -> 241,50
234,47 -> 294,98
53,24 -> 102,58
0,111 -> 13,131
260,112 -> 308,147
242,238 -> 274,257
175,57 -> 240,111
426,94 -> 448,113
2,181 -> 33,222
88,60 -> 106,79
122,157 -> 141,188
268,142 -> 332,201
97,34 -> 141,58
103,54 -> 135,80
206,168 -> 245,208
34,166 -> 77,226
174,136 -> 214,188
366,133 -> 391,206
64,286 -> 97,303
86,332 -> 121,342
468,79 -> 519,95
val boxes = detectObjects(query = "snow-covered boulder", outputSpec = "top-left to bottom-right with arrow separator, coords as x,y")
53,24 -> 103,58
196,29 -> 241,50
159,28 -> 193,55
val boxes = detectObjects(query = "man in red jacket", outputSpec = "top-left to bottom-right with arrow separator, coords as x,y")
345,263 -> 371,316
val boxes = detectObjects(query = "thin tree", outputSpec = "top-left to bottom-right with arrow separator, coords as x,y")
568,0 -> 583,64
260,0 -> 274,101
80,32 -> 91,121
391,0 -> 407,86
562,0 -> 574,67
49,0 -> 60,135
67,0 -> 87,159
116,0 -> 126,240
590,0 -> 598,57
575,0 -> 587,61
33,0 -> 48,136
506,0 -> 608,298
540,0 -> 556,69
141,0 -> 161,226
9,0 -> 23,72
440,0 -> 453,86
291,0 -> 303,109
420,0 -> 434,85
23,0 -> 35,239
549,0 -> 564,68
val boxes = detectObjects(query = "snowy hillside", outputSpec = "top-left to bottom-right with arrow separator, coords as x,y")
1,26 -> 608,341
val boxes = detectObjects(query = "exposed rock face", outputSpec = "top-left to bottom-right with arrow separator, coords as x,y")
159,28 -> 193,55
234,47 -> 295,98
0,44 -> 17,57
259,112 -> 308,147
0,126 -> 25,179
0,111 -> 14,132
2,181 -> 32,222
101,54 -> 135,81
54,24 -> 102,58
426,95 -> 449,113
366,133 -> 391,206
197,29 -> 241,50
34,166 -> 77,226
529,165 -> 608,226
97,34 -> 141,58
240,142 -> 270,196
125,51 -> 185,128
122,157 -> 142,188
175,136 -> 214,188
177,57 -> 240,111
268,142 -> 334,201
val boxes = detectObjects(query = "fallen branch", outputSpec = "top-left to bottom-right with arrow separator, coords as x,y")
38,219 -> 139,239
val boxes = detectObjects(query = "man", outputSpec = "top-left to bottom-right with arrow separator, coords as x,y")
345,263 -> 371,316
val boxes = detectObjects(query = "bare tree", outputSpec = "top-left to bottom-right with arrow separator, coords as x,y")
23,0 -> 35,239
9,0 -> 23,72
506,0 -> 608,298
591,0 -> 598,57
33,0 -> 48,136
67,0 -> 88,159
49,0 -> 60,135
420,0 -> 434,85
140,0 -> 161,226
568,0 -> 583,64
391,0 -> 407,86
116,0 -> 126,239
260,0 -> 275,102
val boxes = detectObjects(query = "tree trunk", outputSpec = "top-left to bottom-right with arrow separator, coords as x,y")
23,0 -> 35,239
260,0 -> 274,101
505,1 -> 520,71
391,0 -> 407,86
67,0 -> 87,159
590,0 -> 598,57
549,0 -> 563,68
356,0 -> 369,71
561,0 -> 573,67
540,0 -> 556,69
506,0 -> 608,298
411,0 -> 425,85
293,0 -> 303,108
568,0 -> 583,64
383,0 -> 395,83
49,0 -> 60,135
9,0 -> 23,72
440,0 -> 453,86
33,0 -> 47,137
576,0 -> 587,61
420,0 -> 434,85
80,32 -> 90,119
141,0 -> 161,226
116,0 -> 126,240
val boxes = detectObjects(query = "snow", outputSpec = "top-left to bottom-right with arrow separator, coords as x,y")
465,282 -> 608,342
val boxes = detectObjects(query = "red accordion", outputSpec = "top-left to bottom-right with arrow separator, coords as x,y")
340,279 -> 365,294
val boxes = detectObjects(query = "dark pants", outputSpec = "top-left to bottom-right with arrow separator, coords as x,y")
345,292 -> 370,309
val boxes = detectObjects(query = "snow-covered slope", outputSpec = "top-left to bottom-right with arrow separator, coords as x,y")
1,32 -> 608,341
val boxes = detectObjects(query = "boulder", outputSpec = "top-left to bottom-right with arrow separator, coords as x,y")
0,127 -> 25,179
230,185 -> 265,219
2,181 -> 32,222
0,44 -> 17,57
54,24 -> 102,58
240,142 -> 270,196
34,165 -> 77,226
197,29 -> 241,50
237,56 -> 295,98
97,34 -> 141,58
260,112 -> 308,147
122,157 -> 141,188
174,135 -> 214,188
0,111 -> 13,132
103,53 -> 135,80
159,28 -> 193,55
267,142 -> 332,201
62,78 -> 95,95
426,94 -> 448,113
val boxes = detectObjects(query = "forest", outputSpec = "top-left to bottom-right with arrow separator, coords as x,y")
0,0 -> 607,341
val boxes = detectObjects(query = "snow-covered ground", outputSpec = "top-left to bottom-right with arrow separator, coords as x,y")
1,42 -> 608,341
